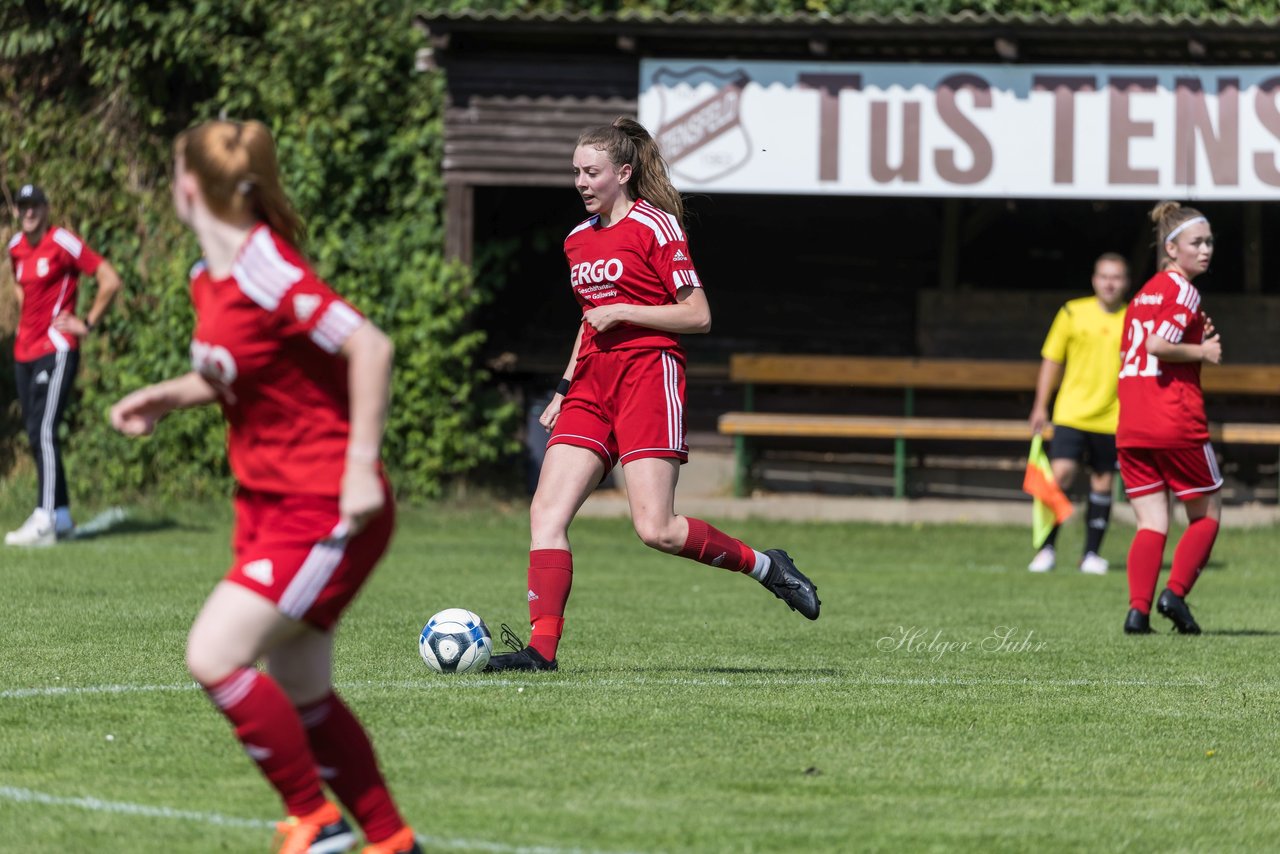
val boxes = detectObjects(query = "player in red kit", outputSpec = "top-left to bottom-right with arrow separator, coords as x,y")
6,183 -> 122,546
109,120 -> 420,854
1117,201 -> 1223,636
486,117 -> 820,673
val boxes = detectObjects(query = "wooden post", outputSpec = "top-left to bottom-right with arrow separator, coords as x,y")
445,181 -> 474,265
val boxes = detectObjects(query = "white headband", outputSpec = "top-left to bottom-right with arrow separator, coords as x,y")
1164,216 -> 1208,245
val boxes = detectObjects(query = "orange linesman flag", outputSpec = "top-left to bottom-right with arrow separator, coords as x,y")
1023,435 -> 1073,547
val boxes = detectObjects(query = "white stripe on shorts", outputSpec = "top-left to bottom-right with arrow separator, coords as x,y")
1173,442 -> 1223,496
278,529 -> 348,620
662,351 -> 683,451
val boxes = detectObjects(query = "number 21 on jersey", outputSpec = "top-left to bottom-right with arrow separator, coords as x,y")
1121,319 -> 1160,379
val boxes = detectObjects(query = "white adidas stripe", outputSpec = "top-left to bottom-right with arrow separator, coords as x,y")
51,228 -> 83,259
634,200 -> 683,242
627,208 -> 670,247
278,531 -> 348,619
232,229 -> 303,311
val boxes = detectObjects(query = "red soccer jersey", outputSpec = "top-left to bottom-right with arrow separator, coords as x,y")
188,225 -> 366,496
8,227 -> 103,362
1116,270 -> 1209,448
563,198 -> 703,358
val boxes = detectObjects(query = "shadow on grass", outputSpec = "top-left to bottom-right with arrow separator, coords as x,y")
66,507 -> 200,540
1202,629 -> 1280,637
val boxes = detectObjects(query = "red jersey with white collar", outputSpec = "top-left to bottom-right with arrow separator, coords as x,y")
188,225 -> 365,496
563,198 -> 702,358
8,227 -> 103,361
1117,270 -> 1209,448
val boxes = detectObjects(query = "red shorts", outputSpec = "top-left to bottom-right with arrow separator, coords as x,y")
227,479 -> 395,629
1119,443 -> 1223,500
548,348 -> 688,473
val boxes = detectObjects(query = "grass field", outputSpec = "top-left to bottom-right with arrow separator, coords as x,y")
2,490 -> 1279,853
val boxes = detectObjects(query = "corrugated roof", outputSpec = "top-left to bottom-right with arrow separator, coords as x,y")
421,8 -> 1280,30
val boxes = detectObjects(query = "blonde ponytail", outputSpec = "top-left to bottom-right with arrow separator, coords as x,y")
175,119 -> 304,247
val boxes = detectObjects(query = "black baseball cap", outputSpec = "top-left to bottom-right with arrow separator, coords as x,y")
16,184 -> 47,208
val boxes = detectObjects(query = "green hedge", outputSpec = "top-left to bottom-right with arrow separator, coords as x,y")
443,0 -> 1279,17
0,0 -> 517,501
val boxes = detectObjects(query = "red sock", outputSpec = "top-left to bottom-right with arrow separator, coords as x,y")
203,668 -> 326,818
1127,529 -> 1167,614
297,692 -> 405,844
1168,517 -> 1219,598
678,517 -> 755,573
527,549 -> 573,661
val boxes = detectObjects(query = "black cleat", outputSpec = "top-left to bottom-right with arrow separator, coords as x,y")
485,646 -> 558,672
483,624 -> 558,672
761,549 -> 820,620
1124,608 -> 1153,635
1156,589 -> 1202,635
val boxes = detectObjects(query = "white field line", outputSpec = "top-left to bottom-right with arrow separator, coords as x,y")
0,785 -> 270,828
0,673 -> 1230,702
0,785 -> 630,854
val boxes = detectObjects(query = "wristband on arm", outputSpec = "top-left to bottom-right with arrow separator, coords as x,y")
556,378 -> 571,396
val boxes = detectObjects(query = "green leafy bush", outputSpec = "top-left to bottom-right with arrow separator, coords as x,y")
0,1 -> 517,502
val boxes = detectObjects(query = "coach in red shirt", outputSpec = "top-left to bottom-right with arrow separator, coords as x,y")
5,183 -> 121,547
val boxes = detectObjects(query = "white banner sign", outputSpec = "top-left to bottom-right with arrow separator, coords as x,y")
638,59 -> 1280,199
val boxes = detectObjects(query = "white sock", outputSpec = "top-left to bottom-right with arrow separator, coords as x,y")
54,506 -> 73,531
749,550 -> 771,581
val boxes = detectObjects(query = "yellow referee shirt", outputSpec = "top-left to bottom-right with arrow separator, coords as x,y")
1041,295 -> 1125,434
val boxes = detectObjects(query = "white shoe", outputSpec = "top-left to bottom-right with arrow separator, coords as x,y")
1028,546 -> 1056,573
1079,552 -> 1109,575
5,509 -> 57,547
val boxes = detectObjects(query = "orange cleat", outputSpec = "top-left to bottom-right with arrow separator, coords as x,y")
273,801 -> 356,854
360,826 -> 422,854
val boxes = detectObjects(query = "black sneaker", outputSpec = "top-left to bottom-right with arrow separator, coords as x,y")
1156,589 -> 1202,635
1123,608 -> 1153,635
483,624 -> 558,672
761,549 -> 820,620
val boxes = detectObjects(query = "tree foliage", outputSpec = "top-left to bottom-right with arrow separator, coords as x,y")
0,0 -> 517,501
441,0 -> 1278,18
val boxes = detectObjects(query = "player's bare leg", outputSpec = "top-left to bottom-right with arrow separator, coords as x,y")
624,456 -> 820,620
187,583 -> 355,852
488,444 -> 604,672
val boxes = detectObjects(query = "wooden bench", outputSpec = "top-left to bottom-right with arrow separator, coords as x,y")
719,354 -> 1280,498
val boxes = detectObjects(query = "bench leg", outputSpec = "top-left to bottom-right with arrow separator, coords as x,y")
734,435 -> 750,498
894,437 -> 906,499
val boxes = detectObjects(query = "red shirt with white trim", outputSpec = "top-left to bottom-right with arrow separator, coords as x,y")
8,227 -> 103,361
563,198 -> 703,358
189,225 -> 365,496
1116,270 -> 1209,448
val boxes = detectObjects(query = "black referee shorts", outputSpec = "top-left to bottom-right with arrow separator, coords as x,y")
1048,424 -> 1117,474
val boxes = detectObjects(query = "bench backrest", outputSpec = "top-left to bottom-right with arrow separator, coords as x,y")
729,354 -> 1280,395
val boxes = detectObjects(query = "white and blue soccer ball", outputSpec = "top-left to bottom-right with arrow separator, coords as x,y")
419,608 -> 493,674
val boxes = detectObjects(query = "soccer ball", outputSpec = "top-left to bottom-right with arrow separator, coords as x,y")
419,608 -> 493,674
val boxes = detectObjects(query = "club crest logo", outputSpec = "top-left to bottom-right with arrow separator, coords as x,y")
651,66 -> 753,184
